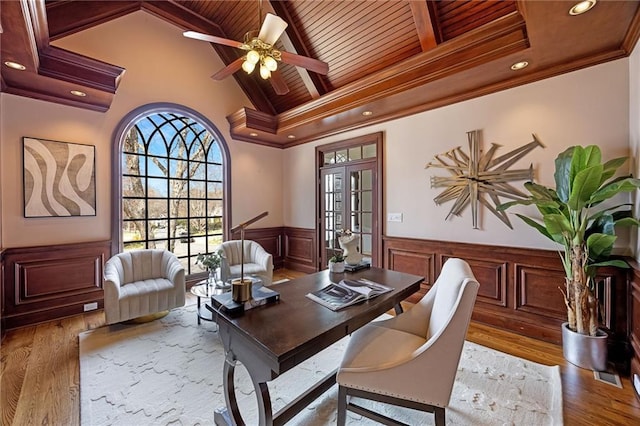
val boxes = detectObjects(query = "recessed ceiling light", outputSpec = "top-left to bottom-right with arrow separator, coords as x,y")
510,61 -> 529,71
249,132 -> 258,137
70,90 -> 87,97
287,135 -> 296,139
362,111 -> 373,116
4,61 -> 26,70
569,0 -> 596,15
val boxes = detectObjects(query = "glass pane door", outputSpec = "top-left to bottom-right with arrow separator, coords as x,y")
348,166 -> 374,264
321,168 -> 344,266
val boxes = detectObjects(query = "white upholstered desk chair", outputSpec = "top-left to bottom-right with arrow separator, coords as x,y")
336,258 -> 480,426
103,249 -> 186,325
219,240 -> 273,286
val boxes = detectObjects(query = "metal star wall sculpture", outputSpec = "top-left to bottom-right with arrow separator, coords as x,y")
425,130 -> 544,229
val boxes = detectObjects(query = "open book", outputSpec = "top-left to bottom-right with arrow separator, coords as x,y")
306,278 -> 393,311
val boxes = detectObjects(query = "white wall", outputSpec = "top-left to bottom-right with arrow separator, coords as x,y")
284,59 -> 632,252
0,11 -> 284,248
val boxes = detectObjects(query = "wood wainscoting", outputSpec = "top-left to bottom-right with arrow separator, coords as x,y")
383,236 -> 631,371
230,226 -> 317,273
282,227 -> 317,273
2,241 -> 110,330
629,262 -> 640,400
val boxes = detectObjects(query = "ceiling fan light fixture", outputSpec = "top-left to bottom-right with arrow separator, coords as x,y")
259,64 -> 271,80
242,60 -> 256,74
246,50 -> 260,65
264,55 -> 278,72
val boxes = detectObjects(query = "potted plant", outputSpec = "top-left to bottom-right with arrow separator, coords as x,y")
196,249 -> 224,286
328,253 -> 346,273
499,145 -> 640,370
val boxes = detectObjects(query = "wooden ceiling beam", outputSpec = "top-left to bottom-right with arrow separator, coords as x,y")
46,1 -> 142,41
269,0 -> 329,97
409,0 -> 440,51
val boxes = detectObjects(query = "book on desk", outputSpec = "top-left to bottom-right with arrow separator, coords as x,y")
306,278 -> 392,311
212,282 -> 279,317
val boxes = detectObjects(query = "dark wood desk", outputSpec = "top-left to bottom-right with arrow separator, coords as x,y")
210,267 -> 423,426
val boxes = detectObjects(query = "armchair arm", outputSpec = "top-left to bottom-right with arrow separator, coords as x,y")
163,252 -> 186,290
103,258 -> 123,296
252,243 -> 273,272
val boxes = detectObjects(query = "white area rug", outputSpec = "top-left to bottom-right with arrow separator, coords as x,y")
80,304 -> 563,425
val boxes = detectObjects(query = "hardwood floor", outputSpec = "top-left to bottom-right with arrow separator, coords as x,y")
2,269 -> 640,425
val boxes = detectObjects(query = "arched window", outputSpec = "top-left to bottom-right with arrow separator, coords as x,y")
112,103 -> 230,276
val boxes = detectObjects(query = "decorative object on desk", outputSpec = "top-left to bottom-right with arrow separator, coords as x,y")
337,229 -> 363,265
230,211 -> 269,302
426,130 -> 543,229
196,249 -> 225,288
499,144 -> 640,370
212,280 -> 279,317
328,253 -> 345,273
79,304 -> 562,425
344,261 -> 371,273
23,137 -> 96,217
307,278 -> 392,311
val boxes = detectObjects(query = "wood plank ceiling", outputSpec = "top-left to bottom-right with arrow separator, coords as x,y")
2,1 -> 640,148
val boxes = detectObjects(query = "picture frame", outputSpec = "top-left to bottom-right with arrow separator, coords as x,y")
23,137 -> 96,217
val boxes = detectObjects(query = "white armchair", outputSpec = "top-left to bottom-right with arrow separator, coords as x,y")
103,249 -> 186,325
219,240 -> 273,286
336,258 -> 480,426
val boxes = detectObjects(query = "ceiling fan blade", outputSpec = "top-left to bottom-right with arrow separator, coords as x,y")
183,31 -> 244,49
211,57 -> 244,80
258,13 -> 288,45
280,51 -> 329,75
270,70 -> 289,95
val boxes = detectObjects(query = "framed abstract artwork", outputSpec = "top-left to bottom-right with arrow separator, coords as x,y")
23,137 -> 96,217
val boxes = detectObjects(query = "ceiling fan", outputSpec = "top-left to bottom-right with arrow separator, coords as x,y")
183,9 -> 328,96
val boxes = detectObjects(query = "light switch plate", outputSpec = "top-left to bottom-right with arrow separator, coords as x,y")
387,213 -> 403,222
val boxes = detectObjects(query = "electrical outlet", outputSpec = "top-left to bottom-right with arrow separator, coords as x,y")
84,302 -> 98,312
387,213 -> 403,222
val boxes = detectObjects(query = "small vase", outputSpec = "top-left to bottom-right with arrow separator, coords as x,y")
208,268 -> 218,288
329,261 -> 345,273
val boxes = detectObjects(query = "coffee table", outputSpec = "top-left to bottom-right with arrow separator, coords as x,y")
209,267 -> 423,426
190,280 -> 231,325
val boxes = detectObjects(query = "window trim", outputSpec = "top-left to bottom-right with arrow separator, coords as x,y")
111,102 -> 231,256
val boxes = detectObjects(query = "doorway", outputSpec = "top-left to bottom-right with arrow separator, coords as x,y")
316,133 -> 383,269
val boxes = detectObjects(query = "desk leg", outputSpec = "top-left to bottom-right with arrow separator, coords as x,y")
394,303 -> 404,315
197,296 -> 202,325
215,351 -> 274,426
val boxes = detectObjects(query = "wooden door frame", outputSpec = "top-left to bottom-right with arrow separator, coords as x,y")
315,132 -> 383,270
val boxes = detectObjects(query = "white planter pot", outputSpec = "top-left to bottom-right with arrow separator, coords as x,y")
561,322 -> 608,371
329,261 -> 345,273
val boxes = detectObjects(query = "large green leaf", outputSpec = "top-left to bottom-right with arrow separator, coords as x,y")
590,259 -> 629,269
554,147 -> 574,203
589,177 -> 640,205
524,181 -> 558,201
568,165 -> 603,210
581,145 -> 602,168
587,233 -> 616,260
543,213 -> 575,239
586,213 -> 615,237
514,214 -> 554,241
600,157 -> 628,184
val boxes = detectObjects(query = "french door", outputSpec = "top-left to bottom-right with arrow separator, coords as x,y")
317,133 -> 382,269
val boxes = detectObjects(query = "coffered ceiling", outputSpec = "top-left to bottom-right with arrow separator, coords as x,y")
1,1 -> 639,148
